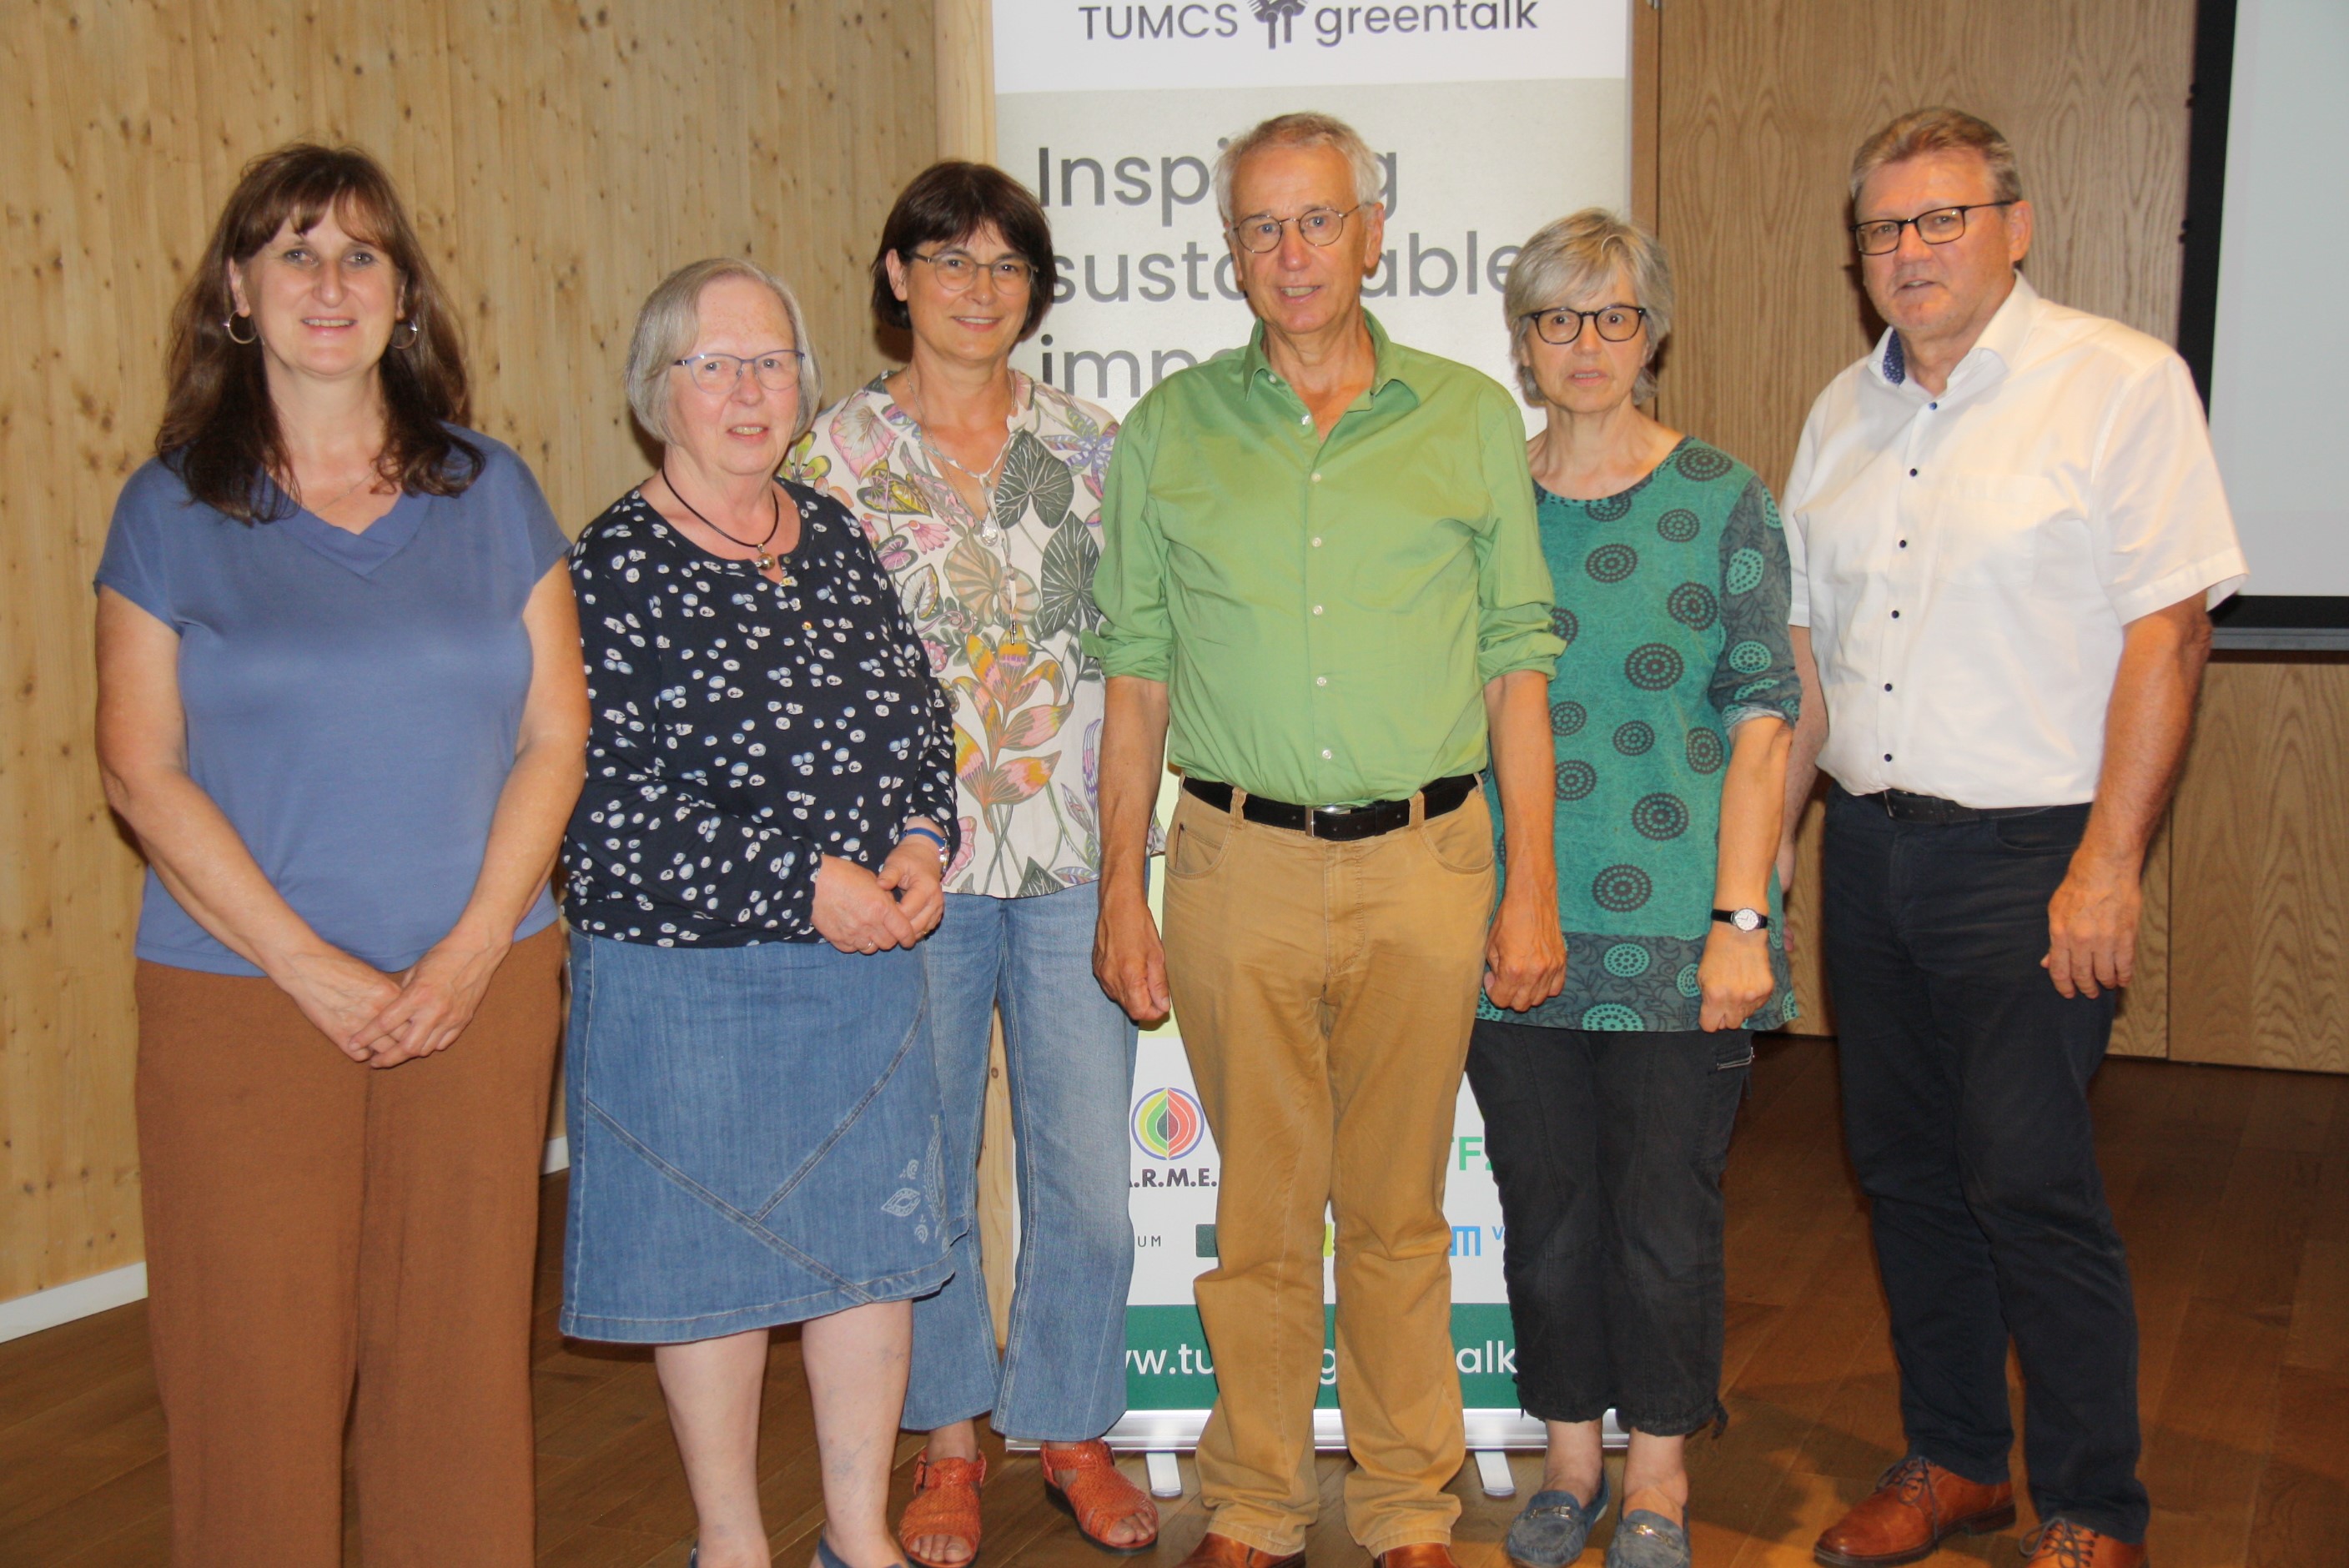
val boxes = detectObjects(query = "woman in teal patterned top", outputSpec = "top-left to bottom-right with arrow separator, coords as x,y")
1471,212 -> 1798,1568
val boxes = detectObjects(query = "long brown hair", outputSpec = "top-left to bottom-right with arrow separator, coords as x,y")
157,143 -> 480,522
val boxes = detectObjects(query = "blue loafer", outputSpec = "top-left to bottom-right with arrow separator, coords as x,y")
1602,1508 -> 1688,1568
1505,1474 -> 1610,1567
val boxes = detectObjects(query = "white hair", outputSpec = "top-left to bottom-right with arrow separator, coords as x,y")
1213,112 -> 1385,223
624,257 -> 821,446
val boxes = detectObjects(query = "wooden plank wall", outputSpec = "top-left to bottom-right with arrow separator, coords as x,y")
0,0 -> 938,1307
1647,0 -> 2199,1050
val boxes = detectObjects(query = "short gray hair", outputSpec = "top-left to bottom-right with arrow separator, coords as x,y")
625,257 -> 822,446
1501,209 -> 1675,405
1214,112 -> 1385,224
1849,108 -> 2024,207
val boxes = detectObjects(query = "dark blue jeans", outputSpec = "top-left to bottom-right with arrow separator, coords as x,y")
1466,1019 -> 1751,1436
1822,784 -> 2146,1542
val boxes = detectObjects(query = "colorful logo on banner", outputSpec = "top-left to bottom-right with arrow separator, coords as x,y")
1133,1086 -> 1205,1159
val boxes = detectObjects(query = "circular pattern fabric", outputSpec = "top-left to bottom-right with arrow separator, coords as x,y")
1687,726 -> 1725,774
1592,863 -> 1654,912
1581,1003 -> 1646,1031
1676,962 -> 1703,998
1657,508 -> 1701,543
1555,759 -> 1597,801
1586,543 -> 1639,584
1613,721 -> 1656,756
1587,491 -> 1632,522
1602,942 -> 1652,977
1632,792 -> 1690,840
1725,546 -> 1766,596
1675,444 -> 1733,482
1734,678 -> 1777,702
1550,606 -> 1579,646
1550,700 -> 1587,736
1625,642 -> 1686,691
1667,581 -> 1718,629
1728,638 -> 1773,675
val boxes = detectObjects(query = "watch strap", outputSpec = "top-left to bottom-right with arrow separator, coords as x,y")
1711,907 -> 1770,932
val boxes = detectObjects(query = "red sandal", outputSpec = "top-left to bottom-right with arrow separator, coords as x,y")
899,1449 -> 987,1568
1040,1440 -> 1160,1555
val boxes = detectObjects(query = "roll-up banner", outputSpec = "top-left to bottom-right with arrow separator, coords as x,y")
988,0 -> 1630,1455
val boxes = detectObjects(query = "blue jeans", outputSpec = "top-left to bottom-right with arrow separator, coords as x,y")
1823,785 -> 2145,1542
904,881 -> 1139,1441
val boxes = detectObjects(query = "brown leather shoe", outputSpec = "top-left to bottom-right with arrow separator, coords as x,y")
2021,1520 -> 2146,1568
1813,1455 -> 2015,1567
1376,1545 -> 1461,1568
1173,1533 -> 1303,1568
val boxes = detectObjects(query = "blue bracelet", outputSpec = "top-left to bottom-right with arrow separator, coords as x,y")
900,823 -> 948,853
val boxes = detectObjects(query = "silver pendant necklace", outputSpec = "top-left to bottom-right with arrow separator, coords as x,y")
661,464 -> 792,583
903,372 -> 1016,543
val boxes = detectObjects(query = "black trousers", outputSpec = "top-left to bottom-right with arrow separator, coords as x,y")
1822,784 -> 2147,1542
1465,1018 -> 1751,1435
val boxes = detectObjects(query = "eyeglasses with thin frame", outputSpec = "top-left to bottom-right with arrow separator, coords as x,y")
1522,304 -> 1649,346
908,250 -> 1036,292
672,350 -> 805,395
1228,204 -> 1364,254
1851,201 -> 2018,256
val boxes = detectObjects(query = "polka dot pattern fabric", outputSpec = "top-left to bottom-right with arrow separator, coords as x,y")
1478,437 -> 1802,1033
562,483 -> 959,947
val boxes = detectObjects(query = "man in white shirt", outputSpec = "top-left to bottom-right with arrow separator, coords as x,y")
1779,109 -> 2246,1568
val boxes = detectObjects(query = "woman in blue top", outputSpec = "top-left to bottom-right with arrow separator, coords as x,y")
93,144 -> 587,1566
1473,211 -> 1800,1568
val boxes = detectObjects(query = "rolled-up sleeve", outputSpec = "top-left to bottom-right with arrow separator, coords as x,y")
1711,475 -> 1802,727
1088,392 -> 1174,681
1471,385 -> 1564,684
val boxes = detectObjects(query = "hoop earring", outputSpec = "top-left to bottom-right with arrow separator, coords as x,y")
224,313 -> 258,345
392,317 -> 422,349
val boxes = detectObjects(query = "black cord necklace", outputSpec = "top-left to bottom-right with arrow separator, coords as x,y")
661,462 -> 788,578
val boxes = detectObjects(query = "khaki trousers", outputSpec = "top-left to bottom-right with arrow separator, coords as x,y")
1162,787 -> 1494,1555
135,924 -> 565,1568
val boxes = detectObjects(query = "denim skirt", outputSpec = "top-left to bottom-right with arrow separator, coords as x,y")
560,932 -> 955,1343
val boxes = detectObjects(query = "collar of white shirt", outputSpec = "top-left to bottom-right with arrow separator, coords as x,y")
1869,273 -> 2040,400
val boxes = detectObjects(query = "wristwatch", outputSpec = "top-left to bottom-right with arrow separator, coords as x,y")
1712,907 -> 1769,933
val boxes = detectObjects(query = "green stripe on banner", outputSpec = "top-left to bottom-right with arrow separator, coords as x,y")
1124,1303 -> 1520,1411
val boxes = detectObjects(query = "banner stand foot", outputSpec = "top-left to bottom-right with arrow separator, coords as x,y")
1145,1451 -> 1185,1498
1473,1450 -> 1516,1498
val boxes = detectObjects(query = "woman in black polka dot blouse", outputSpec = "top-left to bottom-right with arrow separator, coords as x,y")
557,258 -> 959,1568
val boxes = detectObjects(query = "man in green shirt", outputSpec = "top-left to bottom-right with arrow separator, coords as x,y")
1089,112 -> 1566,1568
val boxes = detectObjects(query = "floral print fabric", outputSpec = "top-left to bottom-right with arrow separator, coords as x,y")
789,373 -> 1144,897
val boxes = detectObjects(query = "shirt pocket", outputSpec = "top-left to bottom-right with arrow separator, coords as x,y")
1930,471 -> 2070,599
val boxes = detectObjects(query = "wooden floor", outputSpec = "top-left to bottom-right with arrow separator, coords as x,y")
3,1038 -> 2343,1567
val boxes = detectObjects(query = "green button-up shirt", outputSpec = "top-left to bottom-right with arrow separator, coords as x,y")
1091,314 -> 1562,806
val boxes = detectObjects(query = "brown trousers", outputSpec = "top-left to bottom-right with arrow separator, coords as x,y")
1162,788 -> 1495,1555
135,925 -> 565,1568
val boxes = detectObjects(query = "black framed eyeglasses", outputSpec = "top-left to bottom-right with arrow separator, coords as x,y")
1522,304 -> 1649,345
1851,201 -> 2017,255
672,350 -> 805,395
908,250 -> 1036,292
1228,205 -> 1363,254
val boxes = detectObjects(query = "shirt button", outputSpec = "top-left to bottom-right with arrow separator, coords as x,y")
1300,414 -> 1311,426
1311,536 -> 1323,547
1899,539 -> 1908,548
1884,682 -> 1894,691
1891,610 -> 1901,619
1313,605 -> 1324,616
1310,472 -> 1323,483
1884,752 -> 1894,761
1909,468 -> 1919,477
1321,747 -> 1333,760
1316,676 -> 1328,686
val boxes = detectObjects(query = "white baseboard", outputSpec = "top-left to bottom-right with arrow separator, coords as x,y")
0,1262 -> 148,1344
0,1141 -> 572,1342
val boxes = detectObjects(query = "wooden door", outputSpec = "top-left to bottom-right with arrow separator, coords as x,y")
1648,0 -> 2198,1052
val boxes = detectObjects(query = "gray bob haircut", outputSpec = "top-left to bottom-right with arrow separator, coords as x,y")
1213,112 -> 1385,222
1501,209 -> 1675,405
1849,107 -> 2024,207
625,257 -> 822,446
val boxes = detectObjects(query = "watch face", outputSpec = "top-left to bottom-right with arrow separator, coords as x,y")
1733,907 -> 1763,932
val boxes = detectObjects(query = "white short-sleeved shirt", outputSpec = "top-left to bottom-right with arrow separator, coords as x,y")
1783,275 -> 2247,808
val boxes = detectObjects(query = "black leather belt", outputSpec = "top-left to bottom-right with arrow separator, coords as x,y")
1183,774 -> 1480,842
1854,787 -> 2064,825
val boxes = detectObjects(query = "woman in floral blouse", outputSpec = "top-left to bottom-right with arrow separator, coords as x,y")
788,162 -> 1158,1567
